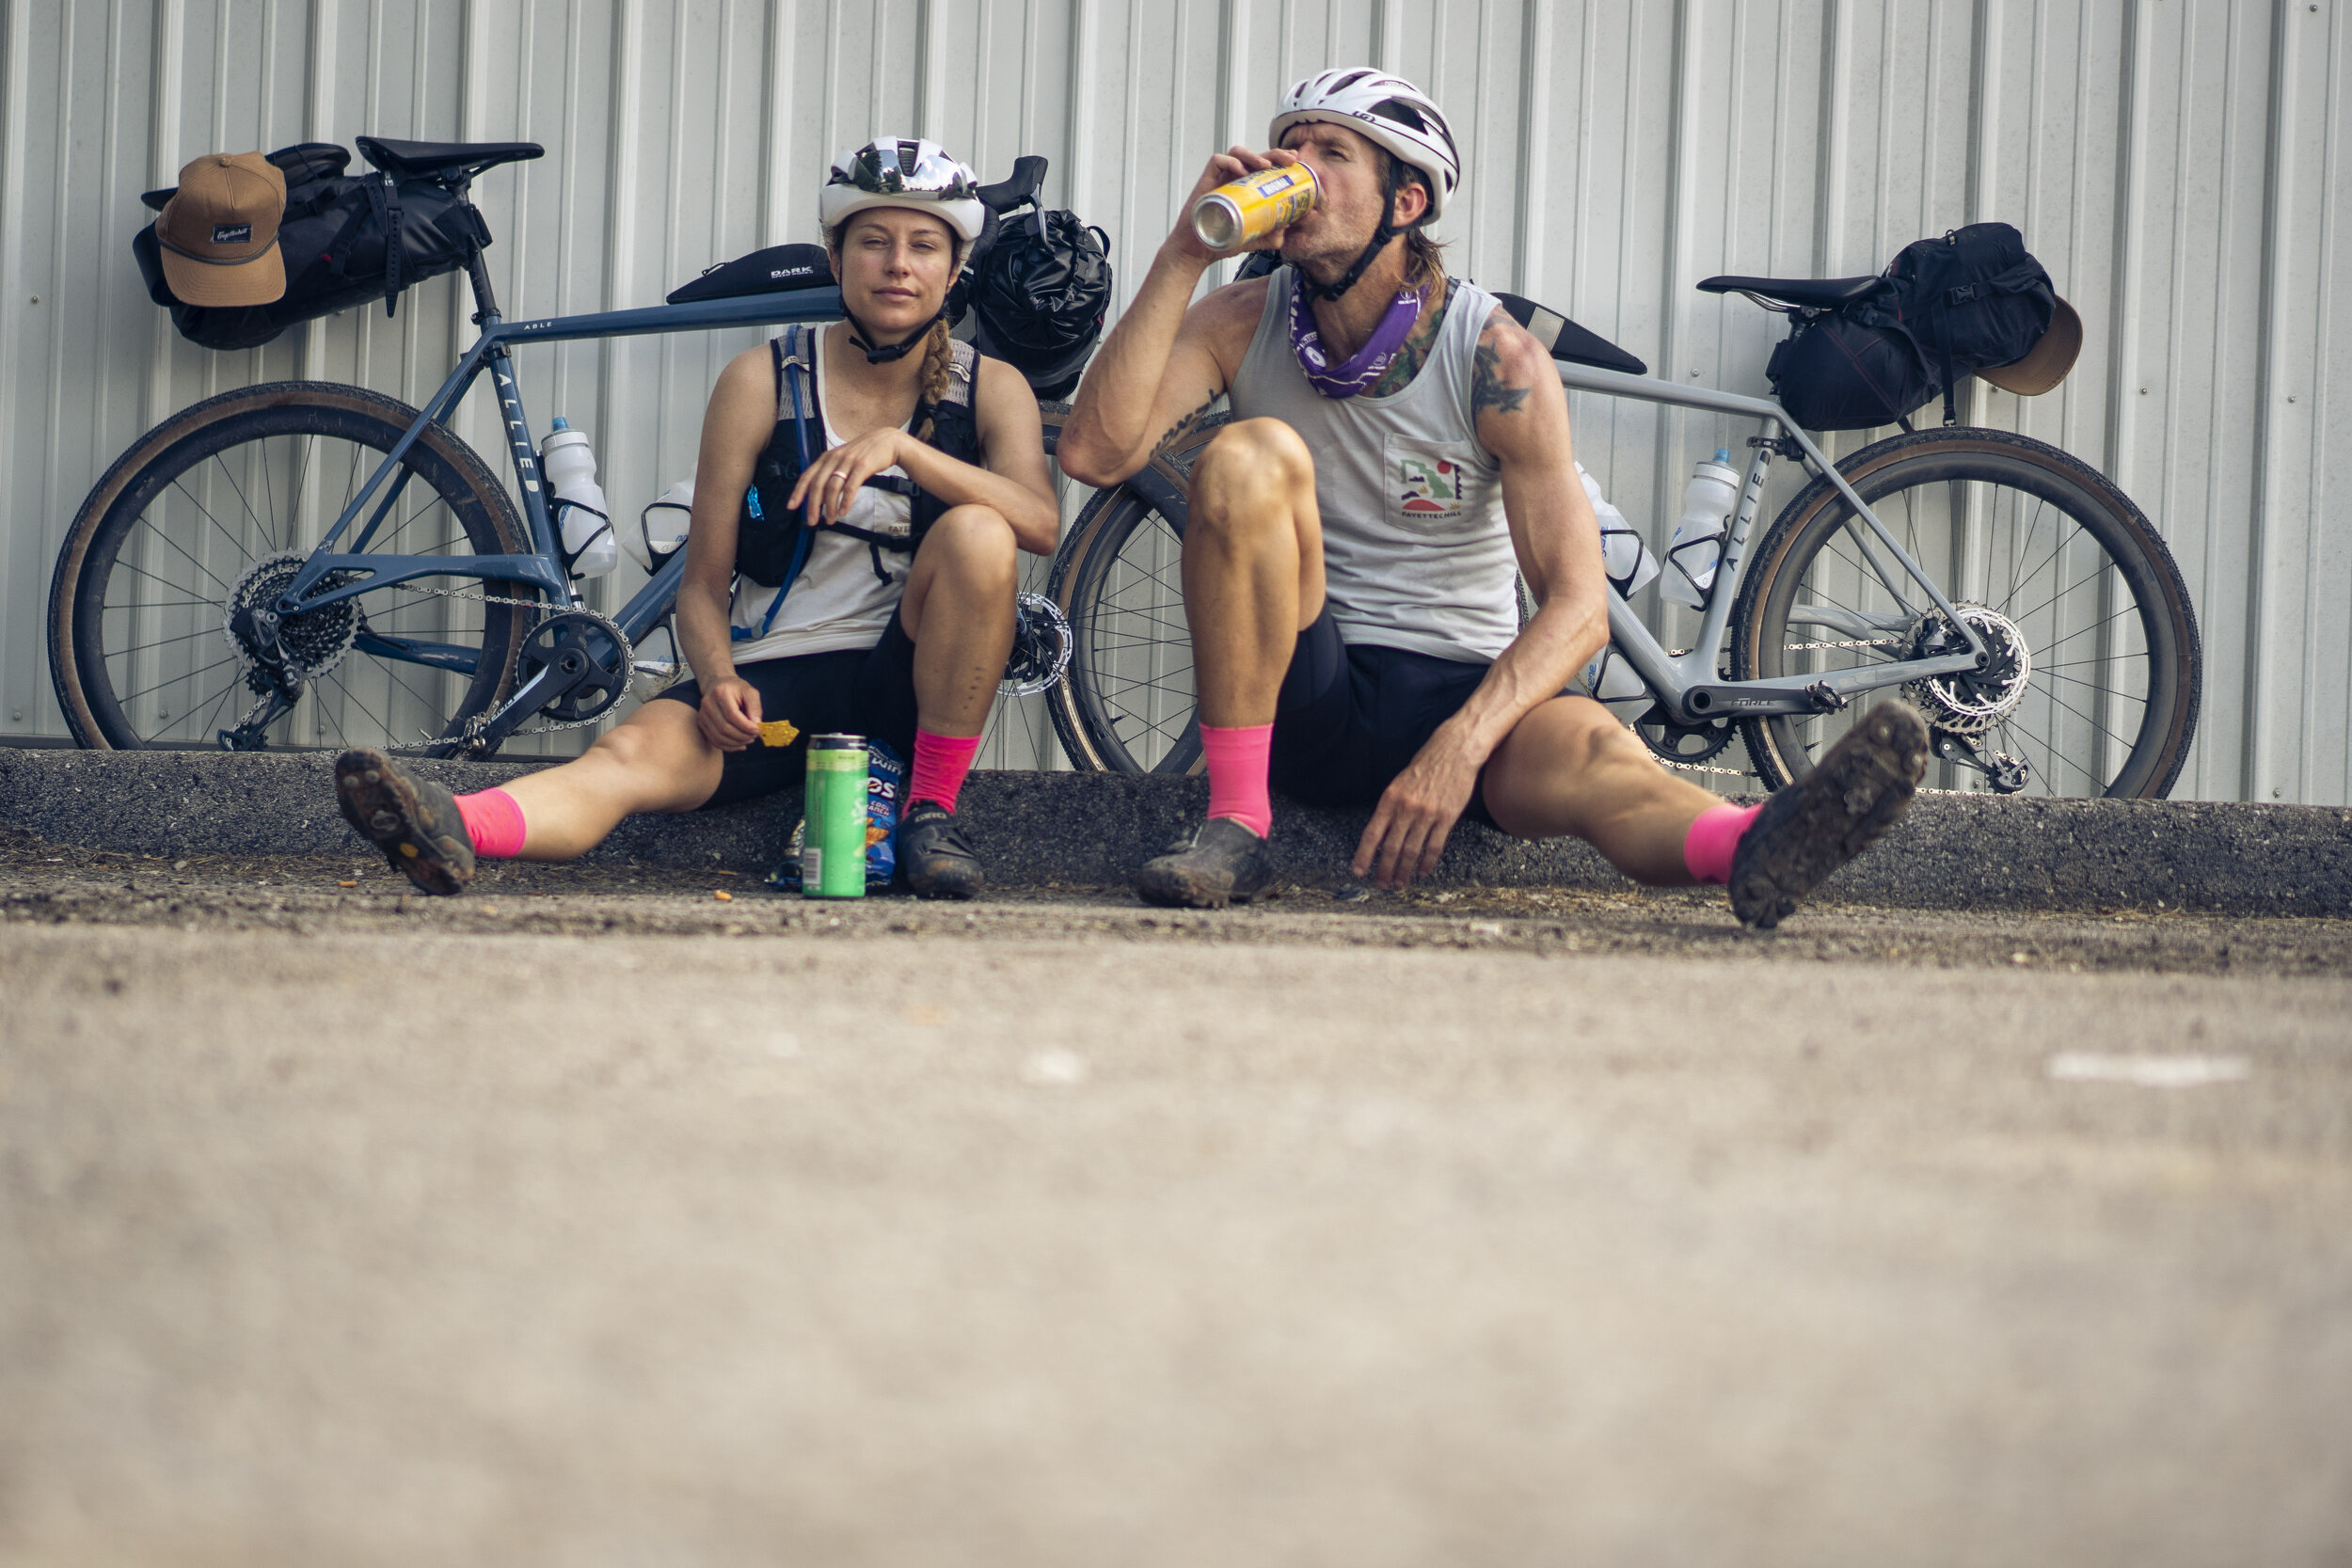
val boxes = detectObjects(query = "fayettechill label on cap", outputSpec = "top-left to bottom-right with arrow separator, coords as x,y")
212,223 -> 253,245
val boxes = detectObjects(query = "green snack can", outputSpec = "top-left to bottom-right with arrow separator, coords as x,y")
803,734 -> 870,899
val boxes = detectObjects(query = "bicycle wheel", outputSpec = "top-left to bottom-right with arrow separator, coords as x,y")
49,382 -> 535,755
1730,427 -> 2201,799
1044,416 -> 1223,774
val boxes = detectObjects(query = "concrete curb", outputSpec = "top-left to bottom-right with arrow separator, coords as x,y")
3,747 -> 2348,916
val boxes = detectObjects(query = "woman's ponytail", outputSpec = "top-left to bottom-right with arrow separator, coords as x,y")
914,316 -> 953,442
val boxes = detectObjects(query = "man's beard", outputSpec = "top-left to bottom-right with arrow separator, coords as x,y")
1280,225 -> 1370,287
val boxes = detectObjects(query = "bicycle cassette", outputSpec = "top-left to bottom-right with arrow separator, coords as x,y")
1904,603 -> 2030,736
518,610 -> 634,724
224,552 -> 366,682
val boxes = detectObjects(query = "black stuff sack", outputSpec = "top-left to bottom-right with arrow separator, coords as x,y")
1764,222 -> 2064,431
1766,306 -> 1941,433
133,140 -> 491,352
967,208 -> 1112,400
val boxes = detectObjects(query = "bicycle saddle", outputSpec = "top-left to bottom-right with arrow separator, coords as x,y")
356,136 -> 544,181
1696,274 -> 1882,309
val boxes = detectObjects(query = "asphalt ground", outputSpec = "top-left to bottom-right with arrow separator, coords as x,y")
4,830 -> 2350,1564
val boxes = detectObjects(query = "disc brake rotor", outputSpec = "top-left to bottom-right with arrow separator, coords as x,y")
224,552 -> 366,680
1001,591 -> 1073,697
1905,603 -> 2031,736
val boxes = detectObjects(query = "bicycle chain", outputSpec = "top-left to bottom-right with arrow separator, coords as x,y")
389,581 -> 644,750
1780,637 -> 1906,652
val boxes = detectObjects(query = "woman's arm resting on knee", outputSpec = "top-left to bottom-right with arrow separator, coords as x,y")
677,345 -> 777,752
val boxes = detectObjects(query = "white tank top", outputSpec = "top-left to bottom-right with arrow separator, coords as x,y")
728,326 -> 913,663
1229,267 -> 1519,663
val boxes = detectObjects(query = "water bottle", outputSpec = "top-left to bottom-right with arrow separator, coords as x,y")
539,417 -> 618,578
1579,462 -> 1658,597
1661,450 -> 1740,609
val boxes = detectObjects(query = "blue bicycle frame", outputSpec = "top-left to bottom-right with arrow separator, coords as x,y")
270,271 -> 849,683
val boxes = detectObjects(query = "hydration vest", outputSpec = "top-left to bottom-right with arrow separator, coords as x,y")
734,325 -> 982,636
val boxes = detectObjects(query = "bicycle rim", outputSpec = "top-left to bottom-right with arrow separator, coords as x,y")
1047,481 -> 1200,774
1732,429 -> 2201,799
51,384 -> 532,754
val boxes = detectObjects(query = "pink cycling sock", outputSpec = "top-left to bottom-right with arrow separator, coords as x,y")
1200,722 -> 1275,840
909,729 -> 983,813
1682,801 -> 1763,885
453,786 -> 529,859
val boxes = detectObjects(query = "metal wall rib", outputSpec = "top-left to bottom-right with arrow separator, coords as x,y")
1,0 -> 2344,800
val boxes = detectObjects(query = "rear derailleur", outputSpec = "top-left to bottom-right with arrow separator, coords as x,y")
1933,729 -> 2030,794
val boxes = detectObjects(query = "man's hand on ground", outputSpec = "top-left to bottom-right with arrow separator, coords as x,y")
697,676 -> 763,752
1351,734 -> 1485,890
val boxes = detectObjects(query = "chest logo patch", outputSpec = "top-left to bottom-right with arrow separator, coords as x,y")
1393,452 -> 1469,526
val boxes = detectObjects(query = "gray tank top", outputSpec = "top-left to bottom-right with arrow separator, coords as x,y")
1229,266 -> 1518,663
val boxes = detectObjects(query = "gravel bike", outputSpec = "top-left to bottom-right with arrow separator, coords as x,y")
1041,271 -> 2202,800
47,140 -> 1077,762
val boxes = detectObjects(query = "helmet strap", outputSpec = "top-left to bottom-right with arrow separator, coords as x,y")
1298,159 -> 1415,305
843,304 -> 943,364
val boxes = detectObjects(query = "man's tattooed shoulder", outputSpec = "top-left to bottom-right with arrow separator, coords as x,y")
1470,323 -> 1532,418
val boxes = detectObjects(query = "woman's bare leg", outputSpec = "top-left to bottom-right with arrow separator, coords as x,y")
496,697 -> 727,860
898,503 -> 1020,736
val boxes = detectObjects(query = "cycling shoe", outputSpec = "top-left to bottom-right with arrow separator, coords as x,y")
1135,816 -> 1275,909
334,748 -> 476,896
1729,703 -> 1929,929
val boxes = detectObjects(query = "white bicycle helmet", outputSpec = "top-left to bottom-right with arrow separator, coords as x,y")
1270,69 -> 1461,219
819,137 -> 987,244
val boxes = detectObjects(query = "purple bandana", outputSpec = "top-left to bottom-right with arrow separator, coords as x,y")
1289,281 -> 1422,399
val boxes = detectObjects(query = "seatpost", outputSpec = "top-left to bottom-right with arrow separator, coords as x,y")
468,248 -> 501,325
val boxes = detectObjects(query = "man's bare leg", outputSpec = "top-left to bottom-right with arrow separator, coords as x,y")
1135,420 -> 1327,908
1483,696 -> 1931,926
1183,419 -> 1327,725
1479,696 -> 1722,883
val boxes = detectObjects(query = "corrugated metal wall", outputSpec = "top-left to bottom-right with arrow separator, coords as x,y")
3,0 -> 2345,799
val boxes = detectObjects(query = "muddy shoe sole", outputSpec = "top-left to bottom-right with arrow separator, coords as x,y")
1729,704 -> 1929,930
1134,818 -> 1275,910
334,748 -> 476,896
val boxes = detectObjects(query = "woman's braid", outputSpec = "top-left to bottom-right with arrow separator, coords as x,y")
914,316 -> 953,443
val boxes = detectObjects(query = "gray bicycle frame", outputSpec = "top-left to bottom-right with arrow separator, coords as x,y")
266,285 -> 850,680
1557,362 -> 1987,724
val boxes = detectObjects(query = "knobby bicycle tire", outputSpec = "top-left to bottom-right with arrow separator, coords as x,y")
1728,427 -> 2201,800
48,382 -> 535,756
1043,414 -> 1226,774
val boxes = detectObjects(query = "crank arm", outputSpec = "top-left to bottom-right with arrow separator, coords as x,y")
1674,651 -> 1980,722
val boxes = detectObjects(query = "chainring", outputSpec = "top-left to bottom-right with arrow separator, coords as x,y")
1637,709 -> 1740,765
517,610 -> 633,724
224,552 -> 367,680
1904,602 -> 2031,737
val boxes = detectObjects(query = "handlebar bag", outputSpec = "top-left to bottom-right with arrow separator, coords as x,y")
133,140 -> 491,352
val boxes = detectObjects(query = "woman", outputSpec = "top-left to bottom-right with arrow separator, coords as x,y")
333,137 -> 1058,899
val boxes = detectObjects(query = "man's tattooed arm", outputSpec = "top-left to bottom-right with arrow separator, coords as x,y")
1470,316 -> 1533,417
1152,391 -> 1221,455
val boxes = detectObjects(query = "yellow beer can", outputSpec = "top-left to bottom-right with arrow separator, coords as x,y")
1191,163 -> 1320,252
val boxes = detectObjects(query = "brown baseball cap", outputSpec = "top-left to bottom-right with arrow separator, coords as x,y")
1979,295 -> 2084,396
156,152 -> 288,307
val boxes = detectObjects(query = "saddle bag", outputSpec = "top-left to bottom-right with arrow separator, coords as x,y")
133,141 -> 491,352
1764,222 -> 2063,431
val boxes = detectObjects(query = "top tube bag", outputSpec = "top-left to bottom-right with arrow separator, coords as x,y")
132,140 -> 492,352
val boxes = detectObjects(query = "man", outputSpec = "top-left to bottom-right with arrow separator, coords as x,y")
1058,69 -> 1926,926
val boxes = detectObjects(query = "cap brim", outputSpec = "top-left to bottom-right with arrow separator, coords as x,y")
158,240 -> 287,308
1979,296 -> 2083,396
